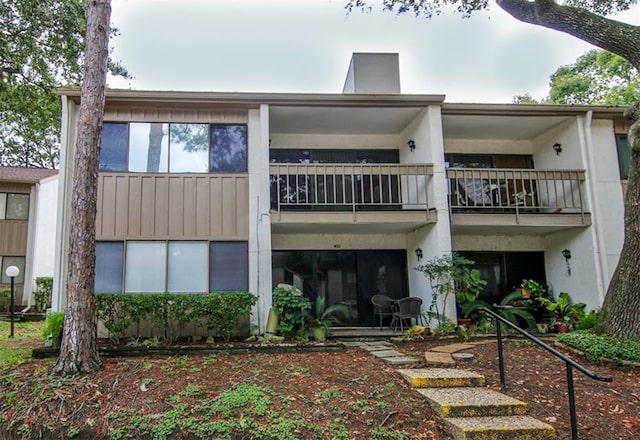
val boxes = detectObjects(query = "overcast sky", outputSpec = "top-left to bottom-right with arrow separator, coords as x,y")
108,0 -> 640,103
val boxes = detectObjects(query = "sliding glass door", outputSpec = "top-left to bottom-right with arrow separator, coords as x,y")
272,250 -> 408,326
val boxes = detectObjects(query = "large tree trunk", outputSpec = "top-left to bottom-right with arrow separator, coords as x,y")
52,0 -> 111,374
497,0 -> 640,339
599,114 -> 640,339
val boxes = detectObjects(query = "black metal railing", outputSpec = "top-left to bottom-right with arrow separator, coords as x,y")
480,307 -> 612,440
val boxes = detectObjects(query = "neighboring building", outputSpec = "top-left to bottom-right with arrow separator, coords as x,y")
0,166 -> 58,308
52,53 -> 628,331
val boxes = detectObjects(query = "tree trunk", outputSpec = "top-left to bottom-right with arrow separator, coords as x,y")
599,115 -> 640,339
51,0 -> 111,374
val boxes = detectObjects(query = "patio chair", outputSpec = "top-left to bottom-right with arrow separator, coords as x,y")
371,294 -> 394,330
391,297 -> 424,333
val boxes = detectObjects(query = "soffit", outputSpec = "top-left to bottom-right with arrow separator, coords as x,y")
442,114 -> 573,140
269,106 -> 425,135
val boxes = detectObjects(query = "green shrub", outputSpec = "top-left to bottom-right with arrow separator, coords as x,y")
42,312 -> 65,347
574,309 -> 599,330
271,284 -> 311,340
94,292 -> 257,342
33,277 -> 53,311
0,288 -> 10,312
558,330 -> 640,364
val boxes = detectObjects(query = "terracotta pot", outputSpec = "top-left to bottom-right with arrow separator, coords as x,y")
556,321 -> 570,333
457,318 -> 473,328
520,288 -> 532,299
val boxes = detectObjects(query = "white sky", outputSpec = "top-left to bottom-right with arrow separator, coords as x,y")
108,0 -> 640,103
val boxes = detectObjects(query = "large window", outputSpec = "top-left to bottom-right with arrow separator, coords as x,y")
616,134 -> 630,179
94,240 -> 248,293
99,122 -> 247,173
0,193 -> 30,220
1,256 -> 26,284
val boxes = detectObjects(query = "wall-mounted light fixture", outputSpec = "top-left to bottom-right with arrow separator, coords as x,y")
552,143 -> 563,155
407,139 -> 416,152
562,248 -> 572,276
415,248 -> 423,261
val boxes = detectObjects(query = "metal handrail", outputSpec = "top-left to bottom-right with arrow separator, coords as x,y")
480,307 -> 612,440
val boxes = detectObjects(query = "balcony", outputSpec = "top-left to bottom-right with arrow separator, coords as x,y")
269,163 -> 436,233
447,168 -> 590,234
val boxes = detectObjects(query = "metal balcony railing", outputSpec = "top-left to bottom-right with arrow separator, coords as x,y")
447,168 -> 588,220
270,163 -> 433,215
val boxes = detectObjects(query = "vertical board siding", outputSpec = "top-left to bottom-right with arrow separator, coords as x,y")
0,220 -> 28,255
97,173 -> 248,240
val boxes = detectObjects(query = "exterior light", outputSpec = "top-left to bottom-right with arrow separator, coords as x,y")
407,139 -> 416,152
5,265 -> 19,338
415,248 -> 423,261
562,249 -> 571,276
553,143 -> 562,155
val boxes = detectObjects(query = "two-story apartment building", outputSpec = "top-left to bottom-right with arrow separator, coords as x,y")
0,166 -> 58,308
51,53 -> 627,332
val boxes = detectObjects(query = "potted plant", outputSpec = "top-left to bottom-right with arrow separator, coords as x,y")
537,292 -> 586,333
495,290 -> 536,330
305,296 -> 349,342
455,268 -> 489,327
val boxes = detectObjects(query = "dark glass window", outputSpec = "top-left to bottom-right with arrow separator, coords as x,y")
99,123 -> 128,171
616,134 -> 630,179
95,242 -> 124,293
210,125 -> 247,173
210,242 -> 248,291
270,149 -> 399,164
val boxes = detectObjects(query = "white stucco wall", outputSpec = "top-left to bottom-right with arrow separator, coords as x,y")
402,106 -> 454,322
248,106 -> 273,334
31,176 -> 58,280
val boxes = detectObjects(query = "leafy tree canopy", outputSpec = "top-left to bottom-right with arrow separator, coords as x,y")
0,0 -> 128,169
514,50 -> 640,105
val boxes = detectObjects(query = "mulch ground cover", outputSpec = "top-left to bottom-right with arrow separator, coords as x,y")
398,337 -> 640,440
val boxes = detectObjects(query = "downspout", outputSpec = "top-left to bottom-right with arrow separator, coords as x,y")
581,111 -> 608,302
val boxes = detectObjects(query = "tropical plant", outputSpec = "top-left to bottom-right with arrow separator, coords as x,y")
33,277 -> 53,312
305,296 -> 349,331
537,292 -> 586,327
271,284 -> 311,340
496,291 -> 536,330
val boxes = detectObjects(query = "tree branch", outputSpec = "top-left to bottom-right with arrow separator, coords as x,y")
496,0 -> 640,70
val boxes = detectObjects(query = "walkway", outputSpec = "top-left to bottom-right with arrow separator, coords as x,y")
351,338 -> 557,440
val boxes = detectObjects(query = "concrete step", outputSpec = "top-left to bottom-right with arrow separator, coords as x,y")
443,415 -> 556,440
416,387 -> 528,418
397,368 -> 485,388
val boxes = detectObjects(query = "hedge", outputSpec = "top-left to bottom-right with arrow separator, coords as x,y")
95,292 -> 257,342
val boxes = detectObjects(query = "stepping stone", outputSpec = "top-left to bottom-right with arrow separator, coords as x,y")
443,415 -> 556,440
431,343 -> 476,353
452,352 -> 474,361
340,341 -> 364,347
425,351 -> 456,367
417,387 -> 528,418
383,356 -> 420,366
398,368 -> 485,389
370,349 -> 405,358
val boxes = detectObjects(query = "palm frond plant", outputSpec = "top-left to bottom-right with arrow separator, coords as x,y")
305,296 -> 349,341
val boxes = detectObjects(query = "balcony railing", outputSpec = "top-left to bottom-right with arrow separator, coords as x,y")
447,168 -> 587,219
270,163 -> 433,215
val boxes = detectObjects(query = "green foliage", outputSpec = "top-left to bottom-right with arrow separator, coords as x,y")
558,330 -> 640,364
575,309 -> 600,330
547,50 -> 640,105
271,284 -> 311,340
42,312 -> 64,346
0,288 -> 9,312
94,292 -> 256,342
416,253 -> 486,324
306,296 -> 349,331
0,0 -> 129,167
496,291 -> 536,330
33,277 -> 53,312
537,292 -> 586,326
